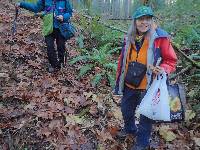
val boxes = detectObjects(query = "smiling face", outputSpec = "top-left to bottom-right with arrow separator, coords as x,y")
135,15 -> 153,35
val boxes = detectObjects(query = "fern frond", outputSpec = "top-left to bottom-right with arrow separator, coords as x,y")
91,73 -> 104,87
99,43 -> 112,54
78,64 -> 95,78
191,74 -> 200,80
107,47 -> 122,54
103,63 -> 117,71
107,73 -> 115,88
69,55 -> 90,64
77,34 -> 84,49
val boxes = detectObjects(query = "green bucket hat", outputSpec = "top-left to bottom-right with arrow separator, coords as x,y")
133,6 -> 154,19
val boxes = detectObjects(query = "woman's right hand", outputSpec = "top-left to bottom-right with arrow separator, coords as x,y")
149,64 -> 164,75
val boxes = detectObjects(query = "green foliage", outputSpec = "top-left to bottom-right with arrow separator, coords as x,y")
72,14 -> 124,87
158,0 -> 200,50
101,30 -> 123,46
78,15 -> 123,47
190,54 -> 200,61
69,55 -> 90,64
92,73 -> 105,87
188,85 -> 200,112
90,17 -> 105,39
70,43 -> 117,87
76,34 -> 84,48
184,67 -> 200,108
107,73 -> 116,88
78,64 -> 94,78
173,25 -> 200,49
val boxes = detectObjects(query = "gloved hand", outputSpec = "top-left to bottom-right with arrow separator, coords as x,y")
34,12 -> 44,18
15,3 -> 20,9
56,15 -> 64,22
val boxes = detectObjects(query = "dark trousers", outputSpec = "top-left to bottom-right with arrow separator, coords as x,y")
121,85 -> 153,147
45,28 -> 66,68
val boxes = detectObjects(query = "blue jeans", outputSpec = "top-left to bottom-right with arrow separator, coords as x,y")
121,85 -> 153,147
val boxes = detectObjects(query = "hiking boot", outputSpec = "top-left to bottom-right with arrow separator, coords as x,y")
47,66 -> 60,73
116,129 -> 137,140
60,62 -> 66,68
131,145 -> 148,150
47,66 -> 54,73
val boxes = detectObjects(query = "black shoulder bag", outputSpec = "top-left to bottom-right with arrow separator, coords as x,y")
59,0 -> 76,40
125,45 -> 147,87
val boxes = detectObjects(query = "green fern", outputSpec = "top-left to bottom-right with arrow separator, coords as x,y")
77,34 -> 84,49
190,54 -> 200,60
103,63 -> 117,71
191,74 -> 200,80
107,73 -> 115,88
91,43 -> 113,64
107,47 -> 122,54
78,64 -> 95,78
72,15 -> 123,87
70,42 -> 118,87
91,73 -> 104,87
69,55 -> 91,65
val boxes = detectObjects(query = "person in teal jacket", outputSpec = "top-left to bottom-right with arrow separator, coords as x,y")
16,0 -> 73,72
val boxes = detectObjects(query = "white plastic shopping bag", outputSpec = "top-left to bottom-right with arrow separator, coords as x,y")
138,73 -> 171,121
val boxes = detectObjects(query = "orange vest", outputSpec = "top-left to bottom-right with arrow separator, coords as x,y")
125,38 -> 149,89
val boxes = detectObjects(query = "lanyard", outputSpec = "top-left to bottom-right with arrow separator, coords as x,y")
129,44 -> 139,62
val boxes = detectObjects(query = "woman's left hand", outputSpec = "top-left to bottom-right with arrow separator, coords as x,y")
56,15 -> 64,22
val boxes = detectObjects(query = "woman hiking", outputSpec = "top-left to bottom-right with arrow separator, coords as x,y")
114,6 -> 177,150
16,0 -> 73,73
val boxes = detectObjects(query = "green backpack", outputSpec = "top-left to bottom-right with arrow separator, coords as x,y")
42,13 -> 53,36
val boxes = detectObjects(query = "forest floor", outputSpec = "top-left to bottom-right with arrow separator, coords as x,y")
0,0 -> 200,150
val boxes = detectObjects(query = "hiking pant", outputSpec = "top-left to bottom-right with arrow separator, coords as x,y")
45,28 -> 66,68
121,85 -> 153,147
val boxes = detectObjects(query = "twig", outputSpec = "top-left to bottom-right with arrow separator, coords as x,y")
190,55 -> 200,61
100,22 -> 127,33
108,18 -> 132,20
173,43 -> 200,69
169,65 -> 192,80
79,13 -> 127,33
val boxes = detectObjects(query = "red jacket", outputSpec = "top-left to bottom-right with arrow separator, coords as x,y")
154,37 -> 177,74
